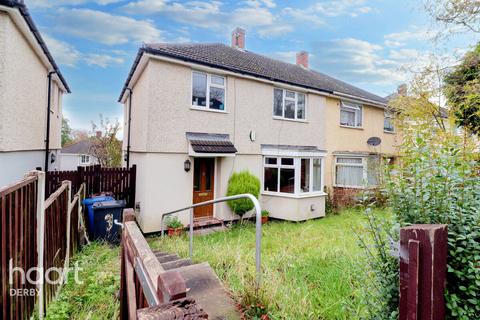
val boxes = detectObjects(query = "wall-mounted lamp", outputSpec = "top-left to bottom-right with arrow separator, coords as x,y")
184,159 -> 192,172
50,153 -> 56,164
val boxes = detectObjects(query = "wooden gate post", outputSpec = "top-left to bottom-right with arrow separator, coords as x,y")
399,224 -> 448,320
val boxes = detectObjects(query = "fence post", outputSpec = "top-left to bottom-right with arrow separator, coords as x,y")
130,164 -> 136,208
399,224 -> 448,320
94,165 -> 101,194
35,171 -> 46,320
64,181 -> 72,276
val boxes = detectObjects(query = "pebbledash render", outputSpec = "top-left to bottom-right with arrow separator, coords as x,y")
0,1 -> 70,187
119,28 -> 399,233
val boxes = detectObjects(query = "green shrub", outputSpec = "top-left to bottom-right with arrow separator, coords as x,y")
166,216 -> 183,229
261,210 -> 269,217
226,171 -> 260,217
363,126 -> 480,319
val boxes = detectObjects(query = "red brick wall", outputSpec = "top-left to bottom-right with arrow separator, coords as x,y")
332,187 -> 362,208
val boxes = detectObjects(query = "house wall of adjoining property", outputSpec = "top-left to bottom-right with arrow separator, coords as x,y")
0,10 -> 64,153
323,97 -> 400,204
130,152 -> 326,233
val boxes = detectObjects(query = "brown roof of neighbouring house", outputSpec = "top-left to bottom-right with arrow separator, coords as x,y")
0,0 -> 70,92
61,140 -> 94,155
119,43 -> 387,106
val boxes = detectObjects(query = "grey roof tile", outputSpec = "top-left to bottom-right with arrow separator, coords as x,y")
61,140 -> 94,154
120,43 -> 386,105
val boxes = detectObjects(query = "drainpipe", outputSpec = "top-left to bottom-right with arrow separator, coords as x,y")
126,88 -> 133,169
44,71 -> 55,172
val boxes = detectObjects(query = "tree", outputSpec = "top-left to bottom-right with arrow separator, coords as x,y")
226,171 -> 260,220
425,0 -> 480,34
90,115 -> 122,167
444,43 -> 480,135
61,117 -> 73,146
71,129 -> 89,142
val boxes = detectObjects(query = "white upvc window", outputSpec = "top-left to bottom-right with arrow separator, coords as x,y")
192,71 -> 226,111
340,101 -> 362,128
384,111 -> 395,133
80,155 -> 90,165
263,156 -> 324,196
273,88 -> 306,120
335,155 -> 380,188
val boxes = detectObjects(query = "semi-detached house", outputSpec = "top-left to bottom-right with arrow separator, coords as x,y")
119,28 -> 399,233
0,0 -> 70,187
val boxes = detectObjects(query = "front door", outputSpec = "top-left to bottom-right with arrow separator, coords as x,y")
193,158 -> 215,218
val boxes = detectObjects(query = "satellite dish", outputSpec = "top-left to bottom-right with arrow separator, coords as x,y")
367,137 -> 382,146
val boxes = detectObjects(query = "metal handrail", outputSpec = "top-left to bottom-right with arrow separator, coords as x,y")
160,194 -> 262,286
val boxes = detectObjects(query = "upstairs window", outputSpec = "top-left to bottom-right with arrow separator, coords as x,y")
192,71 -> 226,111
340,101 -> 362,128
273,88 -> 306,120
80,155 -> 90,165
384,111 -> 395,133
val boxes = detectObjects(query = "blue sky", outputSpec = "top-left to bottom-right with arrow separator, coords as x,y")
25,0 -> 476,132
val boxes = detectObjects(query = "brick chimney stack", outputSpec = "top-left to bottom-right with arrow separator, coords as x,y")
231,27 -> 245,49
296,51 -> 309,68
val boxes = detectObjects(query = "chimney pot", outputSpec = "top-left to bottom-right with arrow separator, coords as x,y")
296,51 -> 309,68
231,27 -> 246,49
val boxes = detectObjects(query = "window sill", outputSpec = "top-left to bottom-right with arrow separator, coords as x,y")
190,106 -> 228,114
333,185 -> 377,190
261,191 -> 327,199
384,130 -> 396,134
273,116 -> 308,123
340,125 -> 363,130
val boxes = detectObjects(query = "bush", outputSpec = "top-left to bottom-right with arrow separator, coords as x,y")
226,171 -> 260,217
363,126 -> 480,319
166,216 -> 183,229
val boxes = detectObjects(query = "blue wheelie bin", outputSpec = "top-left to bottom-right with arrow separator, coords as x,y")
91,200 -> 126,244
83,196 -> 114,235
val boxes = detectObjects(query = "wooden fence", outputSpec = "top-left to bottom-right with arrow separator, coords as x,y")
46,165 -> 136,207
120,209 -> 206,319
0,172 -> 86,320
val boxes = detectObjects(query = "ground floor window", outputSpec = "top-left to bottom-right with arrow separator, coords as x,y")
80,155 -> 90,165
335,155 -> 381,188
263,156 -> 324,195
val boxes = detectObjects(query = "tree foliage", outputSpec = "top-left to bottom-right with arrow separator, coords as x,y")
425,0 -> 480,34
444,43 -> 480,135
90,115 -> 122,167
61,117 -> 73,147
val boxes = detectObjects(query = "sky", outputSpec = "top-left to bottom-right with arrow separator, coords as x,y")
24,0 -> 477,132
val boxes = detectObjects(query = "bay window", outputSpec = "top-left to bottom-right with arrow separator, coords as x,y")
335,155 -> 380,188
340,101 -> 362,128
263,156 -> 324,195
273,88 -> 306,120
192,71 -> 226,111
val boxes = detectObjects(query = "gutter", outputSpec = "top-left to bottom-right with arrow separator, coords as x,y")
0,0 -> 70,92
125,88 -> 132,168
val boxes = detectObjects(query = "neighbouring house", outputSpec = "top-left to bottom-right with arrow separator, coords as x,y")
119,28 -> 398,233
0,0 -> 70,187
59,140 -> 99,170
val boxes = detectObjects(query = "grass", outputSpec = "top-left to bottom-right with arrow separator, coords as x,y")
43,208 -> 382,319
149,208 -> 381,319
44,242 -> 120,320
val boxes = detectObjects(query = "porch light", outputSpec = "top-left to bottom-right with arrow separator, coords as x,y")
184,159 -> 191,172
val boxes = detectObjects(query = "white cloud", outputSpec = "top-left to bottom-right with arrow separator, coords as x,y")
43,34 -> 81,67
384,28 -> 433,47
27,0 -> 123,8
270,51 -> 297,63
56,9 -> 163,45
313,0 -> 373,17
84,53 -> 125,68
282,7 -> 325,26
123,0 -> 292,38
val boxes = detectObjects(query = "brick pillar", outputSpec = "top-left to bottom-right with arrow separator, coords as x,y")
399,224 -> 448,320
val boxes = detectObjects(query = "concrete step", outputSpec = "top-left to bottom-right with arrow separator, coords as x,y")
188,217 -> 224,230
176,262 -> 240,320
193,225 -> 228,236
161,258 -> 194,270
153,251 -> 170,258
157,253 -> 181,263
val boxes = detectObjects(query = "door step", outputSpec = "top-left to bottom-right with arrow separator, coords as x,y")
188,217 -> 224,230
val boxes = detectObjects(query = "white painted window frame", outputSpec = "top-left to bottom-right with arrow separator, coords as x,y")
273,88 -> 307,121
80,154 -> 90,165
384,111 -> 395,133
340,101 -> 363,128
191,71 -> 227,112
262,156 -> 325,197
334,155 -> 382,188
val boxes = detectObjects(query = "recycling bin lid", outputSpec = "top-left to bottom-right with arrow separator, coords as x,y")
83,196 -> 114,206
92,200 -> 126,209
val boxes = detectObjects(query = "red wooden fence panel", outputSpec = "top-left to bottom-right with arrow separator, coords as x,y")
46,165 -> 136,207
0,176 -> 39,320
